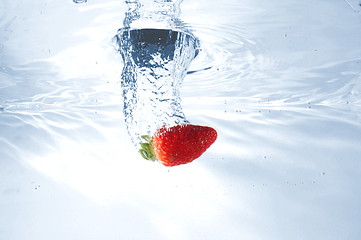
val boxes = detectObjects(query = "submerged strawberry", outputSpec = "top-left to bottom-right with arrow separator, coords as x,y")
139,124 -> 217,167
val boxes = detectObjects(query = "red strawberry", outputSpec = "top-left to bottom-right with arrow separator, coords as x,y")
139,124 -> 217,167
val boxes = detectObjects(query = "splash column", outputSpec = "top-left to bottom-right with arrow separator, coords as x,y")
116,0 -> 200,144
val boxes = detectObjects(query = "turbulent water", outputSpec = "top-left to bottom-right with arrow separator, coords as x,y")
116,28 -> 199,144
1,0 -> 361,239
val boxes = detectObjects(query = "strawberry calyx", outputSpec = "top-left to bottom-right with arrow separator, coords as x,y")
139,135 -> 156,161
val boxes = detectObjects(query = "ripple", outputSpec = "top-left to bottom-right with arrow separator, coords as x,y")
345,0 -> 361,13
182,21 -> 280,98
1,1 -> 361,238
181,18 -> 361,117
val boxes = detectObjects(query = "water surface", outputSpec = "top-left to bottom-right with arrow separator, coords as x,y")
1,0 -> 361,239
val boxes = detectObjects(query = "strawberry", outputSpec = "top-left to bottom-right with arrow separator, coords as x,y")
139,124 -> 217,167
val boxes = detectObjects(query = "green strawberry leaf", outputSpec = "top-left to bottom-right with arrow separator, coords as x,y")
139,135 -> 156,161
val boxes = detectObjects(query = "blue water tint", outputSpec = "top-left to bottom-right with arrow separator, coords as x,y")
116,28 -> 199,144
1,0 -> 361,239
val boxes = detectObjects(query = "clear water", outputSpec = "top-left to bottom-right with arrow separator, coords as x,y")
1,0 -> 361,239
116,28 -> 199,144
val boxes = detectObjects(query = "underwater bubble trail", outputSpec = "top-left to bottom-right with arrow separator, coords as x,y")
116,28 -> 199,144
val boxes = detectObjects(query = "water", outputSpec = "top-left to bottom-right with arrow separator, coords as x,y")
116,28 -> 199,144
1,0 -> 361,239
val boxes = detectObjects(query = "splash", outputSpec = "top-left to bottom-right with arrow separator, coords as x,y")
116,29 -> 199,144
115,0 -> 199,145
